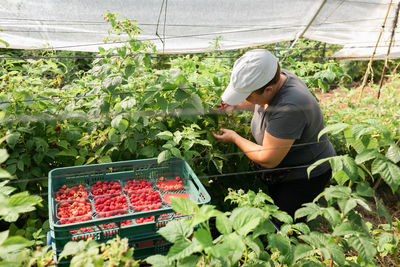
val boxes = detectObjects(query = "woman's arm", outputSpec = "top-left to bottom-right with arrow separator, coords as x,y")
234,100 -> 256,111
212,129 -> 294,168
217,100 -> 255,112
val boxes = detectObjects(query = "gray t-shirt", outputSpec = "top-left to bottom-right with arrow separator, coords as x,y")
251,69 -> 336,180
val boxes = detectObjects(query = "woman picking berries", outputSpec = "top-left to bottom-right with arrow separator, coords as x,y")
213,49 -> 336,218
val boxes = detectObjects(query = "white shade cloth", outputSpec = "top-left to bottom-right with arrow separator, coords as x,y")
0,0 -> 399,59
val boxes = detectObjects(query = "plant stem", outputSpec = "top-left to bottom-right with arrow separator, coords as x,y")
373,177 -> 382,191
394,238 -> 399,266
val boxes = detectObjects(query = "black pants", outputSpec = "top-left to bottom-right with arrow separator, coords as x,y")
266,168 -> 332,219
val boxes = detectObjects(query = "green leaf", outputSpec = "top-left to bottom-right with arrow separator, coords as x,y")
322,207 -> 341,227
0,192 -> 42,222
0,230 -> 9,246
186,93 -> 204,115
111,115 -> 129,133
146,255 -> 173,267
158,220 -> 193,243
173,131 -> 183,144
57,140 -> 70,150
167,239 -> 202,261
318,123 -> 349,141
139,146 -> 157,157
338,198 -> 357,215
355,149 -> 383,164
103,75 -> 122,91
293,223 -> 311,235
6,133 -> 21,149
175,89 -> 189,102
332,222 -> 362,237
171,197 -> 198,215
125,138 -> 137,154
170,147 -> 182,158
230,207 -> 263,236
323,185 -> 351,201
268,233 -> 291,255
354,198 -> 371,212
374,196 -> 392,226
386,144 -> 400,163
338,155 -> 359,181
124,63 -> 135,77
208,233 -> 245,265
245,236 -> 263,257
0,149 -> 9,164
157,131 -> 174,140
215,214 -> 232,235
5,164 -> 16,176
158,150 -> 171,164
190,205 -> 220,227
57,148 -> 78,157
307,158 -> 331,178
59,241 -> 81,259
318,79 -> 329,92
351,124 -> 375,140
272,211 -> 293,224
157,96 -> 168,111
326,243 -> 345,266
377,232 -> 394,250
0,235 -> 33,253
98,155 -> 112,163
120,97 -> 136,110
293,243 -> 316,262
0,185 -> 16,196
0,169 -> 12,179
183,150 -> 200,159
371,158 -> 400,191
295,203 -> 322,221
212,159 -> 223,174
355,182 -> 374,197
193,228 -> 213,248
177,255 -> 201,267
253,219 -> 276,237
213,76 -> 221,86
299,231 -> 329,248
16,160 -> 23,172
348,236 -> 376,263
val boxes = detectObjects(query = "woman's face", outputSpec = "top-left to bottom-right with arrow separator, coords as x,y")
246,87 -> 273,105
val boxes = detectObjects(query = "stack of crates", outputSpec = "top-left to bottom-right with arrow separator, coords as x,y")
48,158 -> 211,265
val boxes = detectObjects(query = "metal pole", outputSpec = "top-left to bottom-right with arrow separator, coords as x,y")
289,0 -> 327,49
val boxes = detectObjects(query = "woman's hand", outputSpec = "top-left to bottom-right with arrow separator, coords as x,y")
212,128 -> 237,143
216,101 -> 235,113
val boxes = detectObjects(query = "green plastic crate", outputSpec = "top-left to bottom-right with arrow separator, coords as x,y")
48,157 -> 210,262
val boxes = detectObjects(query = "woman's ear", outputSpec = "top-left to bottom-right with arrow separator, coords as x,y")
264,86 -> 273,94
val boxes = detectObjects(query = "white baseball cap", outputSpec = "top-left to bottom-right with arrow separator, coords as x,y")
222,49 -> 278,105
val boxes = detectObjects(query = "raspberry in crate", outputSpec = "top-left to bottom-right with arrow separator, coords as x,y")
163,192 -> 189,205
129,190 -> 162,212
90,180 -> 122,196
56,199 -> 93,225
156,176 -> 184,191
135,216 -> 155,224
124,179 -> 153,195
94,194 -> 129,218
55,184 -> 88,201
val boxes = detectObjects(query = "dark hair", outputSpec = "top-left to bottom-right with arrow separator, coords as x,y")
253,63 -> 281,95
